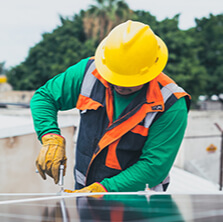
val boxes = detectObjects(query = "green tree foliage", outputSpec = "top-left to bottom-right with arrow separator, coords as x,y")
192,14 -> 223,97
0,61 -> 7,74
5,0 -> 223,105
83,0 -> 134,42
7,13 -> 97,90
134,10 -> 160,29
159,16 -> 208,102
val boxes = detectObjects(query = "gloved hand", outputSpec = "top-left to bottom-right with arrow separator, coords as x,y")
36,133 -> 67,184
64,182 -> 107,193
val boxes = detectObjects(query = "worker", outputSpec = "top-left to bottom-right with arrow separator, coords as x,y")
31,20 -> 191,193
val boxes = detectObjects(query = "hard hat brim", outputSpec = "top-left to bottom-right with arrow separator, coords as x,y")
95,35 -> 168,87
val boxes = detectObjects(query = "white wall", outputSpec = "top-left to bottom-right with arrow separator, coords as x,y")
175,110 -> 223,185
0,126 -> 76,193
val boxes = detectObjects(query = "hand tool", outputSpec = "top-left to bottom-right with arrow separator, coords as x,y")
58,165 -> 65,193
36,164 -> 65,194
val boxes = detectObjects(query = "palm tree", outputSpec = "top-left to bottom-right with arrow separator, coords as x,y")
83,0 -> 134,42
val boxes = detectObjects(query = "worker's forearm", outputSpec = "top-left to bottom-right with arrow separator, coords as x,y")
30,58 -> 89,140
30,90 -> 60,140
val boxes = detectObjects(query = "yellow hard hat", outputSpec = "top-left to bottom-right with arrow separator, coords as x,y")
0,75 -> 7,83
95,20 -> 168,87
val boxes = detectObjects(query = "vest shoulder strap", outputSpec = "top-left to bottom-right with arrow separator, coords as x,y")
80,58 -> 97,97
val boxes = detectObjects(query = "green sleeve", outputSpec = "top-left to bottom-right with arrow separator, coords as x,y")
101,97 -> 188,192
30,58 -> 89,140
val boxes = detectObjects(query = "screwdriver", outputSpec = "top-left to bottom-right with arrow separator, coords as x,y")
36,164 -> 65,193
58,165 -> 65,193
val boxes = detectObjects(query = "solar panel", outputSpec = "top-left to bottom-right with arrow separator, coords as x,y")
0,192 -> 223,221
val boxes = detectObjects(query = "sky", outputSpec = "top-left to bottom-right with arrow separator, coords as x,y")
0,0 -> 223,69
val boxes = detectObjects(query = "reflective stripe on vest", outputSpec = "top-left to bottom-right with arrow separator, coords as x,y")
80,61 -> 97,97
144,83 -> 186,128
75,169 -> 86,186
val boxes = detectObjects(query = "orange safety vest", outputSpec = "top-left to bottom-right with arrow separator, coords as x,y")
75,58 -> 190,189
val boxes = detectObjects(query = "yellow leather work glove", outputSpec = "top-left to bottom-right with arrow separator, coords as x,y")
64,182 -> 107,193
36,133 -> 67,184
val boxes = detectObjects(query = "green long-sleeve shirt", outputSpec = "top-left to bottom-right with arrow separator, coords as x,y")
30,57 -> 188,192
